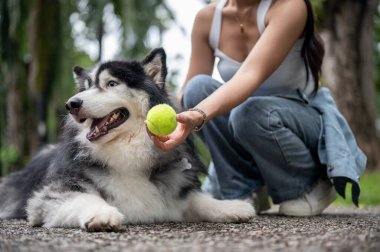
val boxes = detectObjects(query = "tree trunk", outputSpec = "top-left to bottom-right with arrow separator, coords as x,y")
1,62 -> 29,172
321,0 -> 380,170
96,20 -> 104,62
28,0 -> 61,150
0,0 -> 31,173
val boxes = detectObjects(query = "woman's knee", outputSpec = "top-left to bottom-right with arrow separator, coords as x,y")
229,97 -> 279,139
183,75 -> 221,109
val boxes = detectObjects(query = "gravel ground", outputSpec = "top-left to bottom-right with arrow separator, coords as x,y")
1,206 -> 379,252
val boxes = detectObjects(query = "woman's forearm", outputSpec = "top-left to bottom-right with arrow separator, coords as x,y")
195,70 -> 262,120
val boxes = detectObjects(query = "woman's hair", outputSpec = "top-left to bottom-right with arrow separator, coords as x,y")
302,0 -> 325,93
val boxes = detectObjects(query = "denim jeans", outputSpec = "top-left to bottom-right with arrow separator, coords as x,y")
183,75 -> 323,204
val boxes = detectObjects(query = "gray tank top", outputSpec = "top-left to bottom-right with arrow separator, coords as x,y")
209,0 -> 314,96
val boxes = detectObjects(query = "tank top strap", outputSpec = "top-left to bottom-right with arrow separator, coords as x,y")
209,0 -> 227,50
257,0 -> 273,34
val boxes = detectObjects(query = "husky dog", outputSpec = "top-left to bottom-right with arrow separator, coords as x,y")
0,48 -> 255,231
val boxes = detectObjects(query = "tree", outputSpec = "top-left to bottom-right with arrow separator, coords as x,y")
318,0 -> 380,169
375,5 -> 380,117
74,0 -> 175,60
28,0 -> 62,149
112,0 -> 175,59
0,0 -> 31,174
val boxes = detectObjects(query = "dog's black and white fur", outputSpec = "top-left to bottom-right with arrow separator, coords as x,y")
0,48 -> 254,231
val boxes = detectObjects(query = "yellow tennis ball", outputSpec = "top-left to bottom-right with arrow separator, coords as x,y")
146,104 -> 177,136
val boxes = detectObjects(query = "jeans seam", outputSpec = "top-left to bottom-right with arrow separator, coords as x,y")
272,131 -> 293,168
267,108 -> 301,173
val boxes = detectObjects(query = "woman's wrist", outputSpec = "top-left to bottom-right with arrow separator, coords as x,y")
188,107 -> 208,131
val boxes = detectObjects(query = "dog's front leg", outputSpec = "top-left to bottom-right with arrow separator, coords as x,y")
27,188 -> 124,232
184,192 -> 255,222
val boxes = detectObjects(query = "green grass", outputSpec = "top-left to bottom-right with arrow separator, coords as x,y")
334,171 -> 380,206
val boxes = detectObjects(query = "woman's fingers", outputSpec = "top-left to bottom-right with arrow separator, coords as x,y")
176,112 -> 192,124
151,135 -> 179,151
152,122 -> 192,151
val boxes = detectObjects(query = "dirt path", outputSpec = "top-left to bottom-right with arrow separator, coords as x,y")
1,206 -> 379,252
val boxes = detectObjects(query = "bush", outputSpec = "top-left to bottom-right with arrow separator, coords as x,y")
0,146 -> 20,176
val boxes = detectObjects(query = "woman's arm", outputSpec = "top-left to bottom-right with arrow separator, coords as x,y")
153,0 -> 308,151
177,5 -> 215,100
196,0 -> 308,118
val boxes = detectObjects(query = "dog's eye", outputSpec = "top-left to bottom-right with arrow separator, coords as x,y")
107,80 -> 119,88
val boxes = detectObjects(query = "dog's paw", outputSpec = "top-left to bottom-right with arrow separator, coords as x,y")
84,206 -> 124,232
214,200 -> 256,223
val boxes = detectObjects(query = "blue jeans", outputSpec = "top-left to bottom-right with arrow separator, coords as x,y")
183,75 -> 323,204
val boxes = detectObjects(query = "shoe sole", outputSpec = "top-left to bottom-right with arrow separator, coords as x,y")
279,188 -> 337,217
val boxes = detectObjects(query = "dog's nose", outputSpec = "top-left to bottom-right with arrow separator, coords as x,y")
65,97 -> 83,115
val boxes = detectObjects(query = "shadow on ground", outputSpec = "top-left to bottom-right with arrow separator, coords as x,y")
1,206 -> 379,252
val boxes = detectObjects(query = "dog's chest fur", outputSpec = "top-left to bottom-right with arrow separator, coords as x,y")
102,174 -> 185,223
86,133 -> 186,223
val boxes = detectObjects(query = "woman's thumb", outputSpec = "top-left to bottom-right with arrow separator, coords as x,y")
176,112 -> 193,124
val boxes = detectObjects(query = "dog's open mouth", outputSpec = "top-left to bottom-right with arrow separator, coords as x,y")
86,108 -> 129,141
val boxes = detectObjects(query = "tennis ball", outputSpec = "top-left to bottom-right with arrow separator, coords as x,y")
146,104 -> 177,136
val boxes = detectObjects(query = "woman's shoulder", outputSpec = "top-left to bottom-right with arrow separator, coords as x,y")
269,0 -> 307,16
272,0 -> 307,8
267,0 -> 307,25
194,1 -> 218,24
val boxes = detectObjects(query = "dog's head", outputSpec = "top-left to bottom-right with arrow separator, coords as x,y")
66,48 -> 171,144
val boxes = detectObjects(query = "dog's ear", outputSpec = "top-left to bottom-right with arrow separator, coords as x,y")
142,48 -> 167,89
72,66 -> 92,92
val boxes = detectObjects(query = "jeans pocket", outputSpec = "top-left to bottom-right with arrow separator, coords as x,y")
272,126 -> 320,177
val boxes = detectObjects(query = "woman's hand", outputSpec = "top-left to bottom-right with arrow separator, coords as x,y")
146,110 -> 205,151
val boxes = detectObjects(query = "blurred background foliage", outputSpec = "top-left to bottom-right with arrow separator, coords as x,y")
0,0 -> 176,175
375,5 -> 380,118
0,0 -> 380,190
